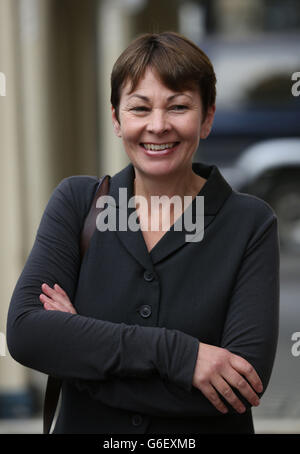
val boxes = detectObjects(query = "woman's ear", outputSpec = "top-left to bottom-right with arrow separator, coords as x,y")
200,105 -> 216,139
111,106 -> 122,137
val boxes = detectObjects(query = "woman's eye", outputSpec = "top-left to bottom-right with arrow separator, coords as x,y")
170,105 -> 188,111
131,106 -> 149,112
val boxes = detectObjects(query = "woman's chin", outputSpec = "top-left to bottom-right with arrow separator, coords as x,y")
127,146 -> 191,179
134,159 -> 182,179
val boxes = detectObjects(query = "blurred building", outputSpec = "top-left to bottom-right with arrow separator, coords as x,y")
0,0 -> 299,431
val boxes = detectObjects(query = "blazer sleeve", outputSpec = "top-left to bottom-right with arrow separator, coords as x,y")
6,177 -> 199,392
70,208 -> 280,417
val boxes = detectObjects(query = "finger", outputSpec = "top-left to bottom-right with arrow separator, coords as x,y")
224,369 -> 260,407
40,288 -> 77,314
42,283 -> 64,300
53,285 -> 76,314
230,355 -> 263,394
53,284 -> 72,306
54,283 -> 69,298
39,293 -> 52,305
41,294 -> 74,313
200,382 -> 228,414
44,302 -> 57,311
212,375 -> 246,414
44,303 -> 55,311
40,293 -> 63,310
40,294 -> 59,311
41,284 -> 70,308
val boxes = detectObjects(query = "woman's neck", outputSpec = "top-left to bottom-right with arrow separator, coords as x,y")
132,167 -> 207,232
133,167 -> 206,202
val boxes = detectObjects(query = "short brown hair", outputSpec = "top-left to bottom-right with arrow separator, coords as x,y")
110,31 -> 216,122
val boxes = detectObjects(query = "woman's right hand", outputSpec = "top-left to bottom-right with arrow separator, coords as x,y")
192,342 -> 263,414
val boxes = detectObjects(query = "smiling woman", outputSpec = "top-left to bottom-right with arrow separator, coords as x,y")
109,33 -> 215,250
7,31 -> 279,435
111,68 -> 215,183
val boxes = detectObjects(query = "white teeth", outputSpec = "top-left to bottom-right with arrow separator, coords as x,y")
143,143 -> 176,151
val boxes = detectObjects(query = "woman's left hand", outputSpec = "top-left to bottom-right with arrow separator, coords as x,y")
40,283 -> 77,314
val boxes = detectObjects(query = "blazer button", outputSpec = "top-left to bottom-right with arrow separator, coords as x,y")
144,270 -> 154,282
139,305 -> 152,318
132,414 -> 143,427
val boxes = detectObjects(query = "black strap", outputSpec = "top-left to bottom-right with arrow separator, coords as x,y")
43,175 -> 110,434
43,375 -> 62,435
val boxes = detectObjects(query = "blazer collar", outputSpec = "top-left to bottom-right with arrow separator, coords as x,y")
107,162 -> 233,267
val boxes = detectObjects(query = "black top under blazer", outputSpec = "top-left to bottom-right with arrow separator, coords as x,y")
7,162 -> 280,434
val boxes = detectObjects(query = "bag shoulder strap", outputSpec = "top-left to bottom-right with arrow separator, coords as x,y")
43,174 -> 111,434
80,175 -> 111,258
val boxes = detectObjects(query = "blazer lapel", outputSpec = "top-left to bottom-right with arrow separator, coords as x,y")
149,163 -> 233,265
149,214 -> 216,265
107,164 -> 154,271
106,162 -> 233,268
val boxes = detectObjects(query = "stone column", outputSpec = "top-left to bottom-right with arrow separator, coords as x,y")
0,0 -> 32,418
97,0 -> 133,177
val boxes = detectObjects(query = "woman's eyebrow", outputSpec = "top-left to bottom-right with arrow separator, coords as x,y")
126,94 -> 150,102
167,93 -> 193,101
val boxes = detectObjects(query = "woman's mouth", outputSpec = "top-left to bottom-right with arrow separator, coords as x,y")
140,142 -> 179,156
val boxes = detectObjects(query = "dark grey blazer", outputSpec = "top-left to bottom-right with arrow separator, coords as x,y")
7,162 -> 280,434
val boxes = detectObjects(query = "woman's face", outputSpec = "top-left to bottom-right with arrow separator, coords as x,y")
112,67 -> 215,179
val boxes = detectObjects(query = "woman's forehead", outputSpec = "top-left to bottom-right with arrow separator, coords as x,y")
121,68 -> 199,100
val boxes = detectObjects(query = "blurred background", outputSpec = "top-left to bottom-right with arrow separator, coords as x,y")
0,0 -> 299,434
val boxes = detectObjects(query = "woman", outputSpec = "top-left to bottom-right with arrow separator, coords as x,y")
7,32 -> 279,434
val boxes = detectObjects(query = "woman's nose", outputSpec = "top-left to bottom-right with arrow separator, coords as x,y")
146,109 -> 171,135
